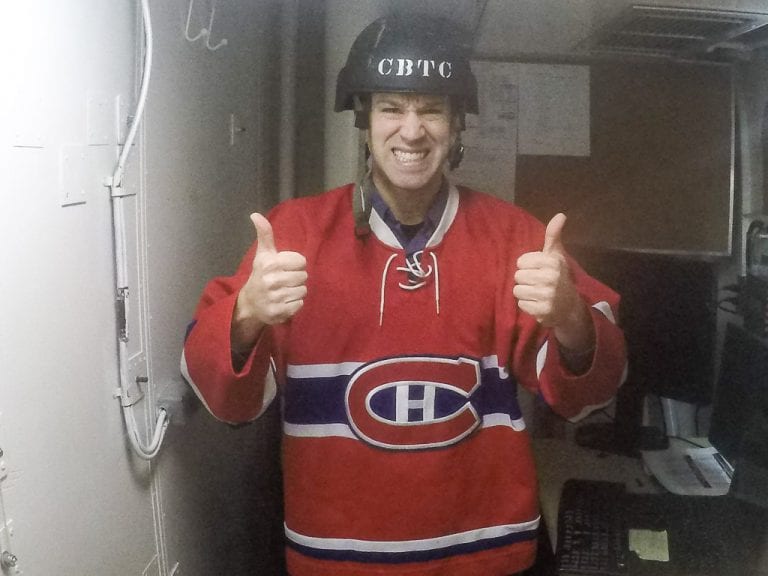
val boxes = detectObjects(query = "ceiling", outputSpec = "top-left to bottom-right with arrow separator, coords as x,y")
388,0 -> 768,62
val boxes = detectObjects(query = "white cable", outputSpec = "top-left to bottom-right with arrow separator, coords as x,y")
108,0 -> 169,460
110,0 -> 153,191
124,405 -> 169,460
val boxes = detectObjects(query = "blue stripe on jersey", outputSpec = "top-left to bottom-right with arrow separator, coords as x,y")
184,320 -> 197,342
282,358 -> 523,427
285,524 -> 538,564
282,374 -> 349,424
473,365 -> 524,421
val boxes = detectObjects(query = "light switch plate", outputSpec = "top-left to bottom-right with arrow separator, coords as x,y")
59,145 -> 90,206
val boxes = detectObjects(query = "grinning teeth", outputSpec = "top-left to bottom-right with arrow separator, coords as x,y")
394,150 -> 426,163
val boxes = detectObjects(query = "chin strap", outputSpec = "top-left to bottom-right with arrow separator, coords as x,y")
353,171 -> 375,237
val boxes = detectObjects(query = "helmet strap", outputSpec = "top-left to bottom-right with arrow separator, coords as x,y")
353,95 -> 370,129
353,170 -> 375,236
354,111 -> 369,129
448,138 -> 465,171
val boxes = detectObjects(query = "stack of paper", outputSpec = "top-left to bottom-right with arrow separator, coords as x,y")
641,444 -> 732,496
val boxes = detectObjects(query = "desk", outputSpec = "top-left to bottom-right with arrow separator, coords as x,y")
532,438 -> 657,547
532,438 -> 768,576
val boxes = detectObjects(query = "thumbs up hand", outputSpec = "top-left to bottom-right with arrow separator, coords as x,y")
514,214 -> 593,352
232,213 -> 307,351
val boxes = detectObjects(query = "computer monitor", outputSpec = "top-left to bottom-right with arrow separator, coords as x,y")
709,323 -> 768,467
568,246 -> 719,454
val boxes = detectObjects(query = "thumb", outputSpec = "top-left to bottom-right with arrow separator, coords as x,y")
543,213 -> 567,254
251,212 -> 276,254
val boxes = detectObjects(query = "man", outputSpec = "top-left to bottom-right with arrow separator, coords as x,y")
181,13 -> 626,576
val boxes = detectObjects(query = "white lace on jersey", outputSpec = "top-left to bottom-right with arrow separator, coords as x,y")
380,251 -> 440,326
397,250 -> 435,290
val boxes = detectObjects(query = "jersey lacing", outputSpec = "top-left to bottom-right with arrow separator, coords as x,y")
379,250 -> 440,326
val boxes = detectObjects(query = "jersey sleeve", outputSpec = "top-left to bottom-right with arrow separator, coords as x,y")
180,242 -> 278,425
537,256 -> 627,420
180,199 -> 312,424
504,214 -> 627,421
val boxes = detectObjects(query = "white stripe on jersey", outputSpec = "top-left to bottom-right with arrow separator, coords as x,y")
283,422 -> 357,439
482,413 -> 526,431
480,354 -> 510,378
286,355 -> 506,380
283,414 -> 525,439
536,341 -> 548,379
287,362 -> 364,379
284,516 -> 540,554
592,300 -> 617,324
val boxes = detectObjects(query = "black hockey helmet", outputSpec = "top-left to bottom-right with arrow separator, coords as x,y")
335,13 -> 478,128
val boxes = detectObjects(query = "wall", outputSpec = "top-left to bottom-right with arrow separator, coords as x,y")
144,1 -> 287,574
323,0 -> 382,190
0,2 -> 159,574
0,1 -> 288,574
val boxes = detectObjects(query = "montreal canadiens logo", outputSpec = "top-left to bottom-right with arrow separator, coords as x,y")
345,356 -> 481,450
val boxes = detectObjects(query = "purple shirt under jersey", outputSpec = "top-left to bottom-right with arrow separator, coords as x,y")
370,181 -> 449,258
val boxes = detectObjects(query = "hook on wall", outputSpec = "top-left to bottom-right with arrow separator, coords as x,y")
184,0 -> 207,42
184,0 -> 228,51
204,1 -> 228,50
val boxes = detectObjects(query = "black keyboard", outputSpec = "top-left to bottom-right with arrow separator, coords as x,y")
555,479 -> 629,575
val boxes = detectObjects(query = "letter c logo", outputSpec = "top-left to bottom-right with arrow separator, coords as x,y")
345,356 -> 481,450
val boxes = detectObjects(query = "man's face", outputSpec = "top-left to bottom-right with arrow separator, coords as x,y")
367,92 -> 456,197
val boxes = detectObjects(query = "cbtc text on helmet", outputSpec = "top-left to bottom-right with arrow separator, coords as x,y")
376,58 -> 453,79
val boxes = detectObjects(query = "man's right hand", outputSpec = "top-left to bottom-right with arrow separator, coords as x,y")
231,213 -> 307,352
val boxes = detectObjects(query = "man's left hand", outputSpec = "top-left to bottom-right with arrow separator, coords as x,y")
513,213 -> 594,352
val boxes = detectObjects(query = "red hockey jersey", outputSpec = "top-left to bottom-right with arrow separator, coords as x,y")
181,183 -> 627,576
